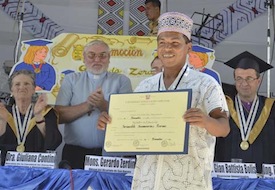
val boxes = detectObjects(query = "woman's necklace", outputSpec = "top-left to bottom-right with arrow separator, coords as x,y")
12,104 -> 33,152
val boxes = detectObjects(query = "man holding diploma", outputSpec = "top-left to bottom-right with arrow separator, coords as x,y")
98,12 -> 230,190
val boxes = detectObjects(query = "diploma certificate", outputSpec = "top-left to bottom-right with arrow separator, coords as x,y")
103,90 -> 191,155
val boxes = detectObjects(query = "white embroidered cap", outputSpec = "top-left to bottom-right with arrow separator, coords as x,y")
157,12 -> 193,40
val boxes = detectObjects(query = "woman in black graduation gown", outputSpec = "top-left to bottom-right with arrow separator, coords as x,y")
0,70 -> 62,165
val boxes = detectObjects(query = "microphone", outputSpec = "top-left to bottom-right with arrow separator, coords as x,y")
58,160 -> 74,190
58,160 -> 72,170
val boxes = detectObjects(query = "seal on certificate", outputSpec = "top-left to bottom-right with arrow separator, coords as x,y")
161,140 -> 168,147
105,141 -> 112,148
133,140 -> 140,147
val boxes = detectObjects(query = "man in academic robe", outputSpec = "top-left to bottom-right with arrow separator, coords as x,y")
215,51 -> 275,173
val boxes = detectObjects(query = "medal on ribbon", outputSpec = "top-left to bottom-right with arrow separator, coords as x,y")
12,104 -> 33,152
235,95 -> 259,151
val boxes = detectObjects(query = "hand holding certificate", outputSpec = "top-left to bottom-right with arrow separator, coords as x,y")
103,90 -> 192,156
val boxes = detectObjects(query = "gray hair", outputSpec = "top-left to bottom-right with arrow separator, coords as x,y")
83,40 -> 110,54
8,70 -> 36,90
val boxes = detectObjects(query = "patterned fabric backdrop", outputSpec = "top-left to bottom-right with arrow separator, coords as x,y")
0,0 -> 64,39
0,1 -> 268,45
97,0 -> 124,35
128,0 -> 150,36
191,0 -> 268,48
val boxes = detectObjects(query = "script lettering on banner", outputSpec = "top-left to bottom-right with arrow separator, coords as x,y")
212,162 -> 257,179
5,151 -> 56,169
11,34 -> 157,105
84,155 -> 136,175
262,164 -> 275,178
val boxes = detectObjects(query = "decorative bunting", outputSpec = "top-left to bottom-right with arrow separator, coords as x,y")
129,0 -> 150,36
97,0 -> 124,35
0,0 -> 268,46
0,0 -> 64,39
192,0 -> 268,48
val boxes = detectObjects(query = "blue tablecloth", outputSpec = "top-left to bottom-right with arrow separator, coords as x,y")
0,166 -> 132,190
212,177 -> 275,190
1,166 -> 275,190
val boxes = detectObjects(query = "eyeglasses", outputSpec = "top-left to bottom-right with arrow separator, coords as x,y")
235,76 -> 258,84
86,52 -> 108,60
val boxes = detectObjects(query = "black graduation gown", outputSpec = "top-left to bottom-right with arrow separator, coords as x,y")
215,95 -> 275,173
0,106 -> 62,165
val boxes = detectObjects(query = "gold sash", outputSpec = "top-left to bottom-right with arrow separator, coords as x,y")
226,96 -> 275,144
7,106 -> 53,137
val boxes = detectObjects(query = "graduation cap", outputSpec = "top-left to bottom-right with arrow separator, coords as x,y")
62,70 -> 75,75
192,44 -> 214,53
23,39 -> 53,46
224,51 -> 273,73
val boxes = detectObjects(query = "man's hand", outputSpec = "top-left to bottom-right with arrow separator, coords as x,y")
87,88 -> 108,112
183,108 -> 209,128
183,107 -> 230,137
97,111 -> 111,131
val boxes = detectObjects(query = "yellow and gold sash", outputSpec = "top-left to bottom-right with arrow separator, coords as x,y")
226,96 -> 275,144
7,106 -> 53,137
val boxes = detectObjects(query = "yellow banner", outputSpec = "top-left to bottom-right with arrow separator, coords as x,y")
12,33 -> 157,105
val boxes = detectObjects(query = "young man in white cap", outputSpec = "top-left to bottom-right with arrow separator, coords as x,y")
98,12 -> 230,190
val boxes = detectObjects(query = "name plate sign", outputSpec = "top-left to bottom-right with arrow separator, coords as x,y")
262,164 -> 275,178
212,162 -> 257,179
84,155 -> 136,175
5,151 -> 56,169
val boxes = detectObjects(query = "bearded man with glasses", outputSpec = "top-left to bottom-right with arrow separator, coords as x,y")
215,51 -> 275,174
55,40 -> 132,169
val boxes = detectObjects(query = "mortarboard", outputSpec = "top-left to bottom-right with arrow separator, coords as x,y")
192,44 -> 214,53
158,12 -> 193,40
224,51 -> 273,73
23,39 -> 53,46
62,70 -> 75,75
